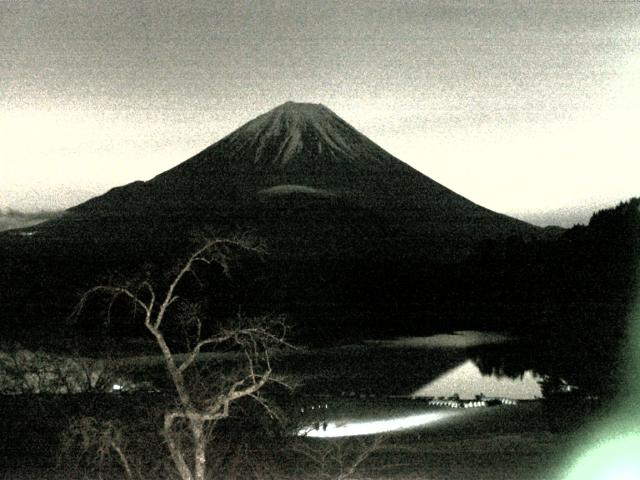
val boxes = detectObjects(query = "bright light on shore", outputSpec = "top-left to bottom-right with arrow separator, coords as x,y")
298,412 -> 452,438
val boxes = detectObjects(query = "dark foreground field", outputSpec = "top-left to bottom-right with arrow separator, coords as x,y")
0,433 -> 574,480
0,392 -> 598,479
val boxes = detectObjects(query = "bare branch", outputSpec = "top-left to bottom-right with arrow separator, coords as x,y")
70,285 -> 153,324
177,334 -> 234,374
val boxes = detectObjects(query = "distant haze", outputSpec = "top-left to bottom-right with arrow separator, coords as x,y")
2,1 -> 638,227
0,209 -> 63,232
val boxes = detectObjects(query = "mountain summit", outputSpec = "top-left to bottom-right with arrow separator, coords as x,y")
209,101 -> 398,170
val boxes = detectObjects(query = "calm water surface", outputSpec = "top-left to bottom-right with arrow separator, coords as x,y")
281,330 -> 542,399
281,331 -> 550,437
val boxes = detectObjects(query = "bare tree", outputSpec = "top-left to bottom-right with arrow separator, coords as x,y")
0,346 -> 117,394
71,235 -> 291,480
291,435 -> 387,480
62,417 -> 140,480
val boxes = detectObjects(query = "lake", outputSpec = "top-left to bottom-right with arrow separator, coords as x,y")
278,331 -> 543,399
276,331 -> 555,438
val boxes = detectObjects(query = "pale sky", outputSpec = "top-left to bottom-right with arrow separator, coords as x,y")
1,1 -> 639,226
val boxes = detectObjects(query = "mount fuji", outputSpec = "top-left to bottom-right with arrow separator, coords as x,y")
1,102 -> 541,335
67,102 -> 537,257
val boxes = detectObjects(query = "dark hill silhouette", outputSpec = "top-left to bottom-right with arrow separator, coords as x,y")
459,198 -> 639,398
0,101 -> 542,339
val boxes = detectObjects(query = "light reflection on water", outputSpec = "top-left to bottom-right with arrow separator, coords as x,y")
369,331 -> 513,349
298,411 -> 454,438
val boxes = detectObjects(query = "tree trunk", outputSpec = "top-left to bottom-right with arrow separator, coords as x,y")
193,418 -> 207,480
164,413 -> 194,480
111,442 -> 135,480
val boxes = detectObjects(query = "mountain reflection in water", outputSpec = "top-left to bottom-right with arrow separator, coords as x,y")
412,359 -> 542,400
